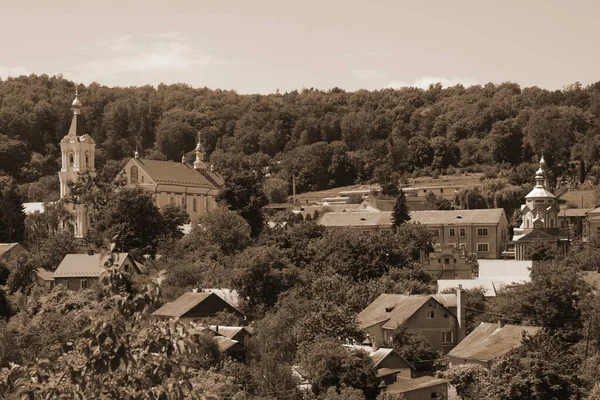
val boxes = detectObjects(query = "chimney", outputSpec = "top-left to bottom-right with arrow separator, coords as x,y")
456,285 -> 466,342
372,338 -> 379,352
497,320 -> 504,329
215,325 -> 219,333
87,249 -> 94,256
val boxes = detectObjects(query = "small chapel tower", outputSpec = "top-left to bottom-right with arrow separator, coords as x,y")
193,134 -> 206,171
58,89 -> 96,237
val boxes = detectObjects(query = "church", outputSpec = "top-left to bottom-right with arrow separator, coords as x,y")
512,156 -> 570,260
58,92 -> 223,238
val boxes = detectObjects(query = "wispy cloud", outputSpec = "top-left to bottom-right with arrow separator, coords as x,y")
350,68 -> 386,80
68,33 -> 213,83
0,66 -> 29,78
386,76 -> 478,89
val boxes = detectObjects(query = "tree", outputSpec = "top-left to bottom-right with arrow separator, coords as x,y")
385,325 -> 439,367
424,191 -> 453,210
160,203 -> 188,242
217,172 -> 268,237
0,175 -> 25,242
391,190 -> 410,226
89,186 -> 165,256
263,177 -> 289,204
297,338 -> 380,398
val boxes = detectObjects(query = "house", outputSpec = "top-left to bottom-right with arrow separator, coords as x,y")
356,290 -> 465,353
317,211 -> 393,235
201,288 -> 241,308
118,140 -> 223,223
586,206 -> 600,238
53,251 -> 141,290
36,268 -> 55,290
558,208 -> 592,237
420,244 -> 476,280
213,336 -> 246,361
409,208 -> 509,259
152,292 -> 243,324
447,322 -> 542,368
344,344 -> 413,384
380,376 -> 448,400
0,243 -> 29,263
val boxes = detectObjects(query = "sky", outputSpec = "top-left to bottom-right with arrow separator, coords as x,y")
1,0 -> 599,94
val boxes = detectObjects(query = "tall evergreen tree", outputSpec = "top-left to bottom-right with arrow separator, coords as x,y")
0,175 -> 26,242
391,189 -> 410,227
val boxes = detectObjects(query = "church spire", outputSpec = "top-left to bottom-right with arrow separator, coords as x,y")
193,133 -> 206,171
535,154 -> 547,188
68,85 -> 84,136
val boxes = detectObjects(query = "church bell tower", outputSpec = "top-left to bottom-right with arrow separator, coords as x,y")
58,89 -> 96,238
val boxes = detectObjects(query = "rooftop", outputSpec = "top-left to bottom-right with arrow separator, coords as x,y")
53,252 -> 133,278
409,209 -> 506,225
133,158 -> 223,188
384,376 -> 448,394
437,279 -> 497,297
448,322 -> 541,363
317,211 -> 392,227
152,292 -> 213,319
0,243 -> 24,258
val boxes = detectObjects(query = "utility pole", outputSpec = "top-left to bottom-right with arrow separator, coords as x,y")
292,172 -> 296,204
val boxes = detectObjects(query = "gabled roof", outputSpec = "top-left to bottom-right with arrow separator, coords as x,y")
201,288 -> 241,307
356,294 -> 456,330
208,326 -> 249,340
447,322 -> 541,363
152,292 -> 212,318
344,344 -> 411,369
0,243 -> 25,258
409,209 -> 506,225
131,158 -> 222,188
213,336 -> 243,352
53,252 -> 135,278
317,211 -> 392,227
558,208 -> 593,217
512,228 -> 566,242
385,376 -> 448,394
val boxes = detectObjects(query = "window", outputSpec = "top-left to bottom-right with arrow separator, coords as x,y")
381,230 -> 391,236
426,310 -> 435,319
130,166 -> 139,184
361,230 -> 372,236
68,153 -> 74,167
141,175 -> 144,183
444,258 -> 450,264
81,280 -> 88,289
477,243 -> 489,252
449,228 -> 455,237
182,197 -> 186,207
477,228 -> 488,236
459,228 -> 466,236
431,229 -> 440,237
85,151 -> 89,167
170,196 -> 175,204
442,331 -> 453,344
550,218 -> 554,228
193,197 -> 197,212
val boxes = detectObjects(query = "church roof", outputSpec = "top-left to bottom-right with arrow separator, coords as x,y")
133,158 -> 223,188
525,186 -> 555,199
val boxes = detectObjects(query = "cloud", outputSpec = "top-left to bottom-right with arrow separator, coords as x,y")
386,76 -> 478,89
68,33 -> 213,83
350,68 -> 385,80
0,66 -> 29,78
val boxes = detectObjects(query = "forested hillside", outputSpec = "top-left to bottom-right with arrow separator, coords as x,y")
2,75 -> 600,197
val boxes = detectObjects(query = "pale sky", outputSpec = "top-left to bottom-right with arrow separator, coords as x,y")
1,0 -> 598,94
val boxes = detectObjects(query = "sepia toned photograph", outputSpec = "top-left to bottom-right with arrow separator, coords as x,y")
0,1 -> 599,399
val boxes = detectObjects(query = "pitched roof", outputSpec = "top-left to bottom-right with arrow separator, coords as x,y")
344,344 -> 411,369
133,158 -> 222,188
558,190 -> 595,208
0,243 -> 24,258
317,211 -> 392,227
558,208 -> 593,217
356,294 -> 456,330
409,209 -> 506,225
208,326 -> 248,340
36,268 -> 54,282
447,322 -> 541,363
152,292 -> 212,318
53,252 -> 133,278
213,336 -> 242,352
201,288 -> 241,307
437,279 -> 497,297
385,376 -> 448,394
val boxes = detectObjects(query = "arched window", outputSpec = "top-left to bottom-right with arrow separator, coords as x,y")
526,219 -> 530,228
550,218 -> 554,228
130,166 -> 139,184
69,153 -> 74,167
85,151 -> 89,167
141,175 -> 144,183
